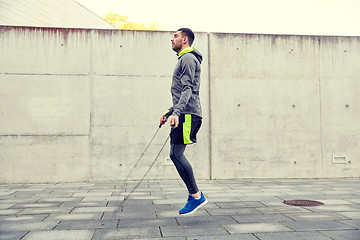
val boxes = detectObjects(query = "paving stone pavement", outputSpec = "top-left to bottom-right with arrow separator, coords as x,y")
0,179 -> 360,240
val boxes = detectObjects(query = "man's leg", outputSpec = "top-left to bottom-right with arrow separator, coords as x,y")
170,144 -> 199,195
170,143 -> 207,215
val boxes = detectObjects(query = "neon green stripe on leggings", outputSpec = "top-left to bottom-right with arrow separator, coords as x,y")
183,114 -> 193,144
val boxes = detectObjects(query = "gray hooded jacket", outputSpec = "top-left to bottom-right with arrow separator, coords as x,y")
165,48 -> 202,118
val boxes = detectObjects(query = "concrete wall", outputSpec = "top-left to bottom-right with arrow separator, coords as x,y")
0,27 -> 91,183
320,37 -> 360,178
89,30 -> 210,181
0,26 -> 359,183
209,33 -> 360,179
0,27 -> 210,183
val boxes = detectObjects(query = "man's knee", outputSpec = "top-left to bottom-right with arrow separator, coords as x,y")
170,149 -> 184,162
169,151 -> 176,161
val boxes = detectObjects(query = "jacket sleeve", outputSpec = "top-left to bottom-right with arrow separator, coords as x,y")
172,55 -> 196,116
164,107 -> 173,118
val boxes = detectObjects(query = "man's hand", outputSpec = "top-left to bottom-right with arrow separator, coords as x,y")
159,115 -> 168,126
169,115 -> 179,128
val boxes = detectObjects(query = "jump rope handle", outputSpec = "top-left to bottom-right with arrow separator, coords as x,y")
158,124 -> 175,129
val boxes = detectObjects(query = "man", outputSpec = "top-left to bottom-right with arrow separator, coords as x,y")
160,28 -> 207,215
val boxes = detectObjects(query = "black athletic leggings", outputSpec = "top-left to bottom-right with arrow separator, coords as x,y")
170,144 -> 199,194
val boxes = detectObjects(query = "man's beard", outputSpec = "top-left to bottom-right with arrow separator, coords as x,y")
172,44 -> 181,53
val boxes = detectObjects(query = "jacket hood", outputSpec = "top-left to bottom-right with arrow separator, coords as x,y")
178,47 -> 203,64
191,48 -> 203,64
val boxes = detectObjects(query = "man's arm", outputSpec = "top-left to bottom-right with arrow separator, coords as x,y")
159,107 -> 173,126
172,56 -> 196,117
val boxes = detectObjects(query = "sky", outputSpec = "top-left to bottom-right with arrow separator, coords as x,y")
75,0 -> 360,36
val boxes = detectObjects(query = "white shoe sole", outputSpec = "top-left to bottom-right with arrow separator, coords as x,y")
179,199 -> 208,216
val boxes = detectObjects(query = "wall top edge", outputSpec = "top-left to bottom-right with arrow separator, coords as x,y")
0,25 -> 175,34
209,31 -> 360,39
1,25 -> 359,38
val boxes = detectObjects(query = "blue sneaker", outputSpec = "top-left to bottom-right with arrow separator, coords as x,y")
179,192 -> 208,216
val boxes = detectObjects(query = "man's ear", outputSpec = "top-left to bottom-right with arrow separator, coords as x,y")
182,36 -> 188,44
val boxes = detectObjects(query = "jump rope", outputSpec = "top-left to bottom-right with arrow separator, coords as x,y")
111,124 -> 171,217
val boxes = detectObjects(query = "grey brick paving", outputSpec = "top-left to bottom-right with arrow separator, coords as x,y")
160,225 -> 229,237
0,220 -> 59,232
222,223 -> 293,234
92,227 -> 162,239
337,211 -> 360,219
255,231 -> 332,240
186,234 -> 259,240
117,217 -> 178,228
283,212 -> 349,221
176,215 -> 238,226
44,213 -> 103,221
22,230 -> 95,240
231,213 -> 294,223
320,230 -> 360,240
54,219 -> 118,230
281,220 -> 355,231
339,219 -> 360,228
0,179 -> 360,239
0,231 -> 29,240
206,207 -> 262,216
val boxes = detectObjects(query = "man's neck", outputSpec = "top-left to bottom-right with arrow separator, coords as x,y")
177,45 -> 191,55
178,46 -> 194,58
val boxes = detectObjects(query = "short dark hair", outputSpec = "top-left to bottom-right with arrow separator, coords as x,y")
178,28 -> 195,46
